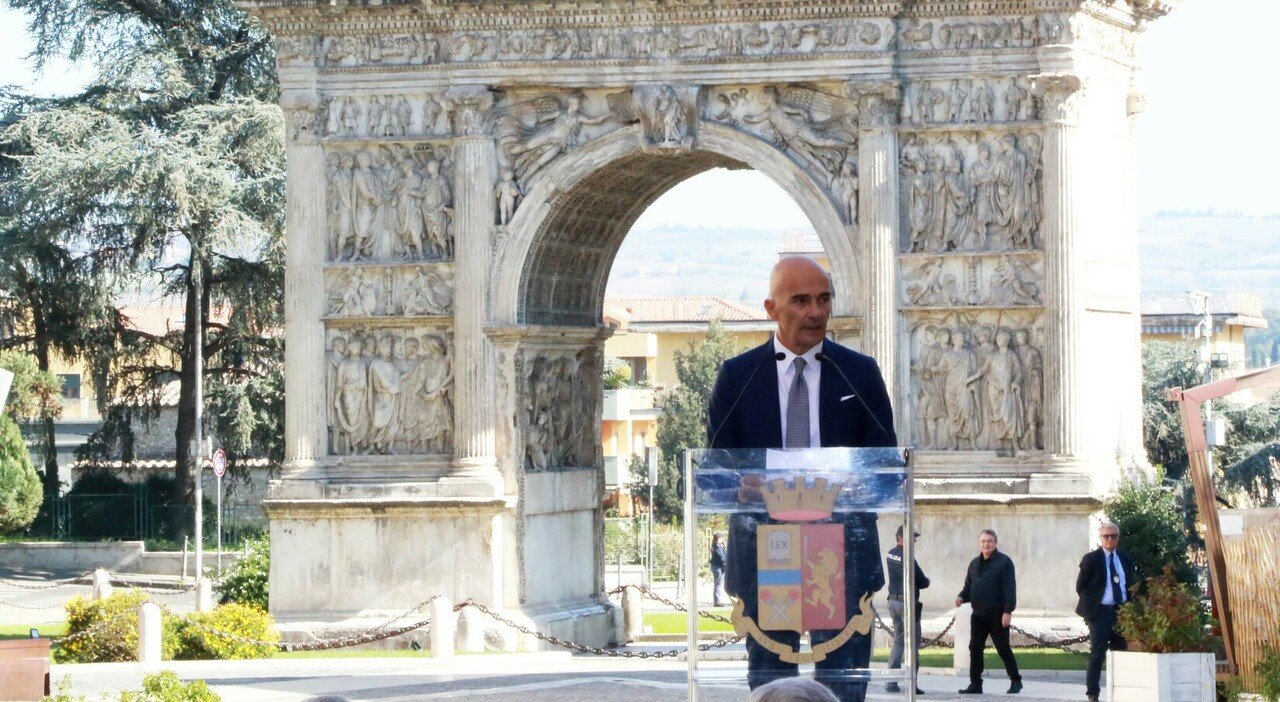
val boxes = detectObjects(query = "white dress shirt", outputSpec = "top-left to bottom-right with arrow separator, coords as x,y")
1100,548 -> 1127,606
774,337 -> 822,448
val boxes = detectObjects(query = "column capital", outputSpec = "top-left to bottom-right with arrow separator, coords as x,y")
1031,74 -> 1084,123
445,86 -> 496,138
846,80 -> 901,129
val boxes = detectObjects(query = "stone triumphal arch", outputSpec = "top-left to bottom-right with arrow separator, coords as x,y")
240,0 -> 1174,644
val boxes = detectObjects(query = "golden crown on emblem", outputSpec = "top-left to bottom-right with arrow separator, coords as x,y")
762,476 -> 843,521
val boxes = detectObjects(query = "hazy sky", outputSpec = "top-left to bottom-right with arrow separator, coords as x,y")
2,1 -> 1276,232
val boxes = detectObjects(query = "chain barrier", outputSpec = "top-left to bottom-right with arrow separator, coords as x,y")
462,598 -> 743,659
6,570 -> 1084,659
608,585 -> 734,626
1010,624 -> 1089,654
159,599 -> 445,652
108,579 -> 199,596
872,610 -> 1087,653
0,572 -> 93,590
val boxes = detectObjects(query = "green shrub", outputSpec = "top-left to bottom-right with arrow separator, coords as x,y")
0,414 -> 42,533
1116,564 -> 1216,654
218,534 -> 268,610
121,672 -> 220,702
57,591 -> 181,663
47,671 -> 222,701
1256,644 -> 1280,700
1104,480 -> 1195,590
174,603 -> 277,660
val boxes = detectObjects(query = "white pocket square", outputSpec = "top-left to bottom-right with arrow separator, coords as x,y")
840,394 -> 857,402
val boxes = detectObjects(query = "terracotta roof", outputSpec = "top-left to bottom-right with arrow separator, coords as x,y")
604,296 -> 768,323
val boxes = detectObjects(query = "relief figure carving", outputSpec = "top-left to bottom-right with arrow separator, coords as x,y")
328,330 -> 453,456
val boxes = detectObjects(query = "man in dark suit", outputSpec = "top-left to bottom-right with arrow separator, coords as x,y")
1075,521 -> 1136,702
707,256 -> 896,702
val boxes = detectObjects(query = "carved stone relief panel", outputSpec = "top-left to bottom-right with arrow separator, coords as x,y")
519,347 -> 601,472
320,93 -> 448,139
313,19 -> 892,69
901,77 -> 1039,126
324,264 -> 454,318
325,327 -> 454,456
901,253 -> 1043,309
900,131 -> 1043,254
706,83 -> 858,197
896,14 -> 1070,52
906,312 -> 1044,453
325,143 -> 454,263
491,89 -> 638,195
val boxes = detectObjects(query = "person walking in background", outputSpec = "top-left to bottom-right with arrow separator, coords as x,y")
955,529 -> 1021,695
885,525 -> 929,694
710,531 -> 728,607
1075,522 -> 1135,702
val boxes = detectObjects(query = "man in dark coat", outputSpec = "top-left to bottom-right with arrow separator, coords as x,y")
885,524 -> 929,694
955,528 -> 1022,695
1075,521 -> 1136,702
707,257 -> 896,702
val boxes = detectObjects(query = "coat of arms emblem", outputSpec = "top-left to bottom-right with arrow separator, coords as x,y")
730,476 -> 876,663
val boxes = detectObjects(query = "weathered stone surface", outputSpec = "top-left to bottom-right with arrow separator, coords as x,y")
241,0 -> 1172,645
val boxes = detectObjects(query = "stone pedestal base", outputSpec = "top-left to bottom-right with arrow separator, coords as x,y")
265,465 -> 616,651
882,452 -> 1106,614
266,470 -> 508,624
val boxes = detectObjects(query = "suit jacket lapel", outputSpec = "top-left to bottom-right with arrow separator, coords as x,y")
753,342 -> 783,449
818,339 -> 840,447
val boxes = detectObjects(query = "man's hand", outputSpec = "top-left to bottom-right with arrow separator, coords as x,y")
954,598 -> 964,607
737,473 -> 765,503
1001,613 -> 1012,628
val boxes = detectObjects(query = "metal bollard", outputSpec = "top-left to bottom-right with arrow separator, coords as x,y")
622,585 -> 644,641
952,603 -> 973,676
138,602 -> 162,664
456,605 -> 485,653
91,568 -> 113,601
428,597 -> 455,659
195,577 -> 213,613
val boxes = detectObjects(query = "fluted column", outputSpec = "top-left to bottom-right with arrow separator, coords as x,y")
281,93 -> 327,466
449,88 -> 500,478
855,83 -> 902,414
1034,75 -> 1086,458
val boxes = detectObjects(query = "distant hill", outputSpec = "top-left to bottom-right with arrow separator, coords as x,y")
1138,215 -> 1280,307
606,216 -> 1280,309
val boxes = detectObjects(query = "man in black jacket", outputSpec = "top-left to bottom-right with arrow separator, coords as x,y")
955,529 -> 1021,695
1075,521 -> 1136,702
885,525 -> 929,694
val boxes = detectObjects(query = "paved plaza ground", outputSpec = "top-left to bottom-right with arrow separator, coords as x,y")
53,655 -> 1093,701
5,566 -> 1101,701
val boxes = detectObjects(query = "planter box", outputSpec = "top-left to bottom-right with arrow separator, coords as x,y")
1108,650 -> 1214,702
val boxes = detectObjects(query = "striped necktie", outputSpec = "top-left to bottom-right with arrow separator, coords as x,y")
785,357 -> 810,449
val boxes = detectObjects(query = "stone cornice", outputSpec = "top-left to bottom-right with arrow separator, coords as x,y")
241,1 -> 1099,32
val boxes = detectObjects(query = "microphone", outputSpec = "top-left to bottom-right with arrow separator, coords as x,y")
815,350 -> 893,444
707,347 -> 785,449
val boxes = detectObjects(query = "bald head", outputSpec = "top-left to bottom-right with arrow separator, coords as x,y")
765,256 -> 833,354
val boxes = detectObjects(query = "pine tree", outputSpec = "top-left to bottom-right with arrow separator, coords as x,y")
3,1 -> 286,506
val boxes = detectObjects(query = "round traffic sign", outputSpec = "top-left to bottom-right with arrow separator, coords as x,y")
212,449 -> 227,478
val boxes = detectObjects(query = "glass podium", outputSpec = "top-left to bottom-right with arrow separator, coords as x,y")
684,447 -> 918,702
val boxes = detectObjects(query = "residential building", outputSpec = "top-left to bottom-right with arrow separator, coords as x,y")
1140,292 -> 1269,371
599,296 -> 771,513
